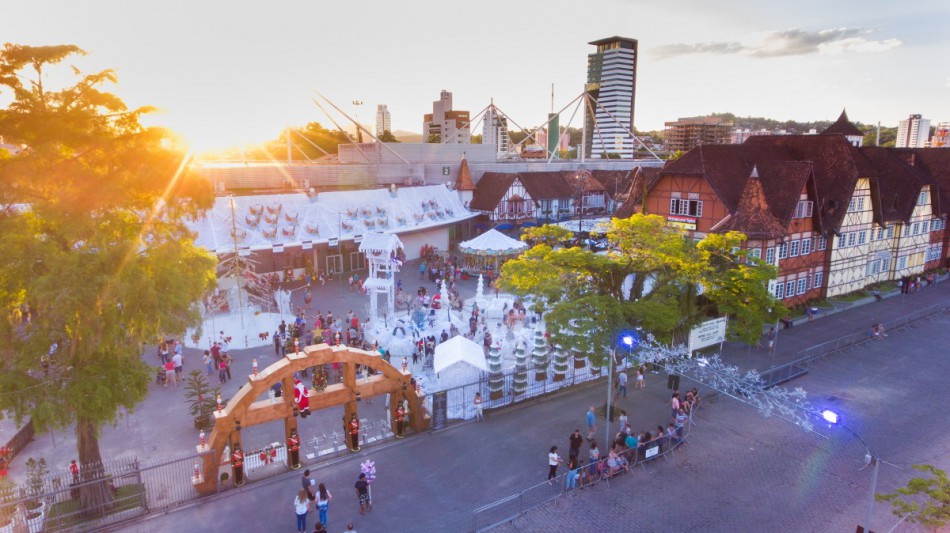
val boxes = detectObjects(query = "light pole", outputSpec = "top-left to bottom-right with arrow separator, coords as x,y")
820,409 -> 881,533
605,333 -> 637,447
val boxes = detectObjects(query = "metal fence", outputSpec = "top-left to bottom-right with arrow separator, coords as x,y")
473,409 -> 696,532
766,301 -> 950,381
0,451 -> 213,532
424,359 -> 606,431
2,419 -> 35,463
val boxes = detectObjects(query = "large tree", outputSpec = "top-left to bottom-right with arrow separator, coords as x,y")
0,44 -> 217,514
499,215 -> 778,365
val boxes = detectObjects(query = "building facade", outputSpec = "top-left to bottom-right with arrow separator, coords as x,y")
637,119 -> 949,308
423,90 -> 471,144
482,107 -> 509,157
664,116 -> 733,152
584,36 -> 638,159
896,114 -> 931,148
375,104 -> 392,137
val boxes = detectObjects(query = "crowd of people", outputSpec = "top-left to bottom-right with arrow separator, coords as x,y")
551,389 -> 701,492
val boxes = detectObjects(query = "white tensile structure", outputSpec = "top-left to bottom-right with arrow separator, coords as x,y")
359,232 -> 404,323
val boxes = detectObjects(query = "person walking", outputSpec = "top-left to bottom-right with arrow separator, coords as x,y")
316,483 -> 332,527
473,392 -> 484,422
355,473 -> 371,515
588,440 -> 600,477
585,406 -> 596,441
636,366 -> 646,389
615,370 -> 628,399
203,350 -> 213,377
172,348 -> 184,380
767,327 -> 777,354
547,446 -> 563,484
302,469 -> 316,502
568,429 -> 584,463
294,489 -> 311,533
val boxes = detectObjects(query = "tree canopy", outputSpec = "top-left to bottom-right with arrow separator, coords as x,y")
877,462 -> 950,532
0,43 -> 217,512
498,215 -> 778,364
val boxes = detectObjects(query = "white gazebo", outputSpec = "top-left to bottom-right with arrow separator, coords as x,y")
458,228 -> 528,270
359,232 -> 404,322
434,335 -> 488,379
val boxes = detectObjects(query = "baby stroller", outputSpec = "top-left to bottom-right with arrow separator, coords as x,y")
155,365 -> 167,385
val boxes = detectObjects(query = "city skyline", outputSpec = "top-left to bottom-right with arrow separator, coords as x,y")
1,0 -> 947,151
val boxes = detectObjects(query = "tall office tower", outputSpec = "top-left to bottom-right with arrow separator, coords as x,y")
896,114 -> 931,148
584,36 -> 638,159
482,107 -> 509,156
931,122 -> 950,148
423,90 -> 471,144
375,104 -> 392,138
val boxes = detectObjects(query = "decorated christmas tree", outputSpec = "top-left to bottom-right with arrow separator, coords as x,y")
512,341 -> 528,395
531,327 -> 549,381
552,344 -> 569,382
312,365 -> 329,392
572,347 -> 587,369
216,252 -> 275,314
487,342 -> 504,400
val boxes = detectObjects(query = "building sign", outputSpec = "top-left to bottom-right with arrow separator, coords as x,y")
442,166 -> 451,176
273,243 -> 284,254
688,316 -> 727,353
667,215 -> 697,231
431,391 -> 448,431
645,445 -> 660,459
238,246 -> 251,257
353,234 -> 364,244
301,240 -> 313,250
328,238 -> 339,247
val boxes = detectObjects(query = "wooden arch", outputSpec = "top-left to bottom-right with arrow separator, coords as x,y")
194,344 -> 428,495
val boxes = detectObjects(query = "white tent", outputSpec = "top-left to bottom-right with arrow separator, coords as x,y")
458,228 -> 527,256
434,335 -> 488,374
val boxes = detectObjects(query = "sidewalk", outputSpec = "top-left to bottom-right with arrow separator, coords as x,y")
716,280 -> 950,373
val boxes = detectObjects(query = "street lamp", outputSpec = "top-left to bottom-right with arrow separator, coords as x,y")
820,409 -> 880,533
605,332 -> 638,447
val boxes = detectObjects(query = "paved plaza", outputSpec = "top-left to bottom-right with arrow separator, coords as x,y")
4,263 -> 950,532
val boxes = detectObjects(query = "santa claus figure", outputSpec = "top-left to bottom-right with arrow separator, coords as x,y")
294,379 -> 311,418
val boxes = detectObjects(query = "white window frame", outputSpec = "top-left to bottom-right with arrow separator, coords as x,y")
794,201 -> 814,219
817,236 -> 827,251
789,240 -> 800,257
765,247 -> 775,264
813,272 -> 823,289
749,248 -> 762,260
857,231 -> 867,245
775,282 -> 785,299
777,243 -> 788,259
785,281 -> 795,298
801,238 -> 812,255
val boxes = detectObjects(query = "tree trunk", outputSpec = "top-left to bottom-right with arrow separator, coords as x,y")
76,417 -> 115,517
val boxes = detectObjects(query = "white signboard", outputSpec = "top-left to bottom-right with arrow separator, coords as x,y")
272,243 -> 284,254
301,240 -> 313,250
645,445 -> 659,459
688,316 -> 727,353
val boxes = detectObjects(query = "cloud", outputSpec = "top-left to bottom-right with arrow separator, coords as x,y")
654,28 -> 902,60
652,42 -> 745,60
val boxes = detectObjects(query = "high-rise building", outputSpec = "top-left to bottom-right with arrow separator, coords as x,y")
482,107 -> 509,156
663,116 -> 733,152
423,90 -> 471,144
584,36 -> 638,159
896,114 -> 931,148
375,104 -> 392,138
932,122 -> 950,148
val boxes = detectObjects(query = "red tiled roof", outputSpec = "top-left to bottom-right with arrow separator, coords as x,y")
470,172 -> 517,211
713,167 -> 786,239
614,167 -> 662,219
455,157 -> 476,191
861,147 -> 933,224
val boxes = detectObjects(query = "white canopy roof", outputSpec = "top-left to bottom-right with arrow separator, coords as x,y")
433,335 -> 488,373
458,228 -> 528,256
358,232 -> 404,254
188,184 -> 475,255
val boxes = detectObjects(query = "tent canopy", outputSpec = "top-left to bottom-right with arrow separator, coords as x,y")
458,228 -> 528,256
433,335 -> 488,373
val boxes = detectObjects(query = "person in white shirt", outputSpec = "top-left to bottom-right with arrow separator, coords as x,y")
547,446 -> 562,483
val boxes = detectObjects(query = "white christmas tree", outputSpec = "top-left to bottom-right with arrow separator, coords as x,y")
487,342 -> 504,400
552,344 -> 569,382
476,274 -> 485,301
572,346 -> 587,370
512,341 -> 528,395
531,327 -> 549,381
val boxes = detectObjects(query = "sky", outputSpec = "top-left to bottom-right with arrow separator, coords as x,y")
2,0 -> 948,151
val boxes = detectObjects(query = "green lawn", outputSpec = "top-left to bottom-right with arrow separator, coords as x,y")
46,483 -> 145,530
832,291 -> 869,302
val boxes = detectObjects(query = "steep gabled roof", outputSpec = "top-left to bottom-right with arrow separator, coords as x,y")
897,148 -> 950,217
590,169 -> 635,201
455,156 -> 476,191
712,166 -> 785,239
756,160 -> 815,228
745,134 -> 875,232
518,171 -> 576,201
470,172 -> 517,211
614,167 -> 662,219
863,147 -> 936,223
821,109 -> 865,137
